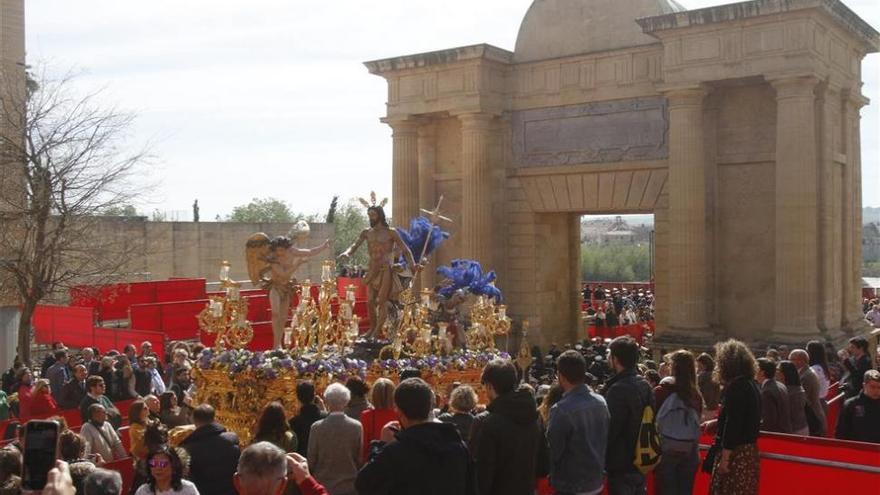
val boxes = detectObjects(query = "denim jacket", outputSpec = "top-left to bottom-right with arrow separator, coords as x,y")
546,384 -> 610,494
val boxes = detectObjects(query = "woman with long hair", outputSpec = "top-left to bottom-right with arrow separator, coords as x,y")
134,447 -> 198,495
776,361 -> 808,436
655,350 -> 703,495
344,376 -> 371,420
15,368 -> 33,419
29,379 -> 59,417
129,400 -> 154,460
252,401 -> 297,453
806,341 -> 831,399
159,391 -> 191,428
707,340 -> 761,495
697,353 -> 722,417
360,378 -> 397,460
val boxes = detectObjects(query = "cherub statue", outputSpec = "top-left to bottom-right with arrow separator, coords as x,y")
245,220 -> 330,349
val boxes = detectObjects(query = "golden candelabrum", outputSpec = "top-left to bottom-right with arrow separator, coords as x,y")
198,261 -> 254,351
467,296 -> 512,351
516,320 -> 532,373
379,286 -> 437,360
284,261 -> 360,357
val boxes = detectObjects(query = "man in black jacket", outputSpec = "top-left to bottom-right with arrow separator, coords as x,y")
836,369 -> 880,444
470,359 -> 540,495
58,364 -> 88,410
757,358 -> 792,433
356,378 -> 475,495
182,404 -> 241,495
603,336 -> 653,495
843,337 -> 873,398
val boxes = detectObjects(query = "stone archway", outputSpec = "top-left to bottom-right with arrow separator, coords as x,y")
366,0 -> 878,348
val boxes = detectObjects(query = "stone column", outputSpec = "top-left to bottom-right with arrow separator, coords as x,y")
418,123 -> 437,288
664,87 -> 709,331
459,113 -> 494,266
771,76 -> 821,338
389,119 -> 420,228
844,92 -> 868,326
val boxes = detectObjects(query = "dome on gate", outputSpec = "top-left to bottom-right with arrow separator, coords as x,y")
513,0 -> 685,63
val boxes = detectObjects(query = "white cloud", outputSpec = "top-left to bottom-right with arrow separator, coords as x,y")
24,0 -> 880,220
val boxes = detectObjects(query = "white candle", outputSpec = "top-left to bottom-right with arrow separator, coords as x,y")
321,262 -> 332,282
211,300 -> 222,318
219,262 -> 230,282
498,305 -> 507,319
346,286 -> 356,302
283,328 -> 292,346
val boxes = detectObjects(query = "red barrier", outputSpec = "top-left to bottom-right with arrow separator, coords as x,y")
130,299 -> 208,341
103,457 -> 135,494
33,305 -> 95,346
71,279 -> 207,321
826,392 -> 846,438
586,322 -> 654,344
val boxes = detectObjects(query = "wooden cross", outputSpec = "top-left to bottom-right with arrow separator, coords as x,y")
418,195 -> 453,264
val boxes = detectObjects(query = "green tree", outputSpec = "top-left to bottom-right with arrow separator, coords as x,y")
101,204 -> 139,217
581,244 -> 651,282
334,199 -> 369,267
227,197 -> 295,223
326,196 -> 339,224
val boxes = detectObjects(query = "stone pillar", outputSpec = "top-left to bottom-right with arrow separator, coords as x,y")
665,87 -> 709,332
389,119 -> 420,228
844,92 -> 868,326
771,76 -> 821,338
418,123 -> 437,288
459,113 -> 494,266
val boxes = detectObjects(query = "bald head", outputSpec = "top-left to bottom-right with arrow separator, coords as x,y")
789,349 -> 808,370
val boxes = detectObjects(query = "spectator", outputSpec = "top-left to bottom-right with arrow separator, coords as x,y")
470,359 -> 540,495
696,353 -> 721,416
170,368 -> 193,407
824,342 -> 844,383
757,357 -> 792,433
789,349 -> 827,436
81,404 -> 127,462
140,341 -> 159,362
30,379 -> 59,417
41,341 -> 65,376
159,391 -> 192,428
546,350 -> 609,495
842,337 -> 872,398
534,383 -> 563,481
835,369 -> 880,444
15,368 -> 34,418
234,442 -> 329,495
123,344 -> 140,371
865,303 -> 880,327
806,341 -> 831,400
0,389 -> 7,421
114,356 -> 138,400
83,468 -> 123,495
166,348 -> 190,388
47,349 -> 71,401
134,447 -> 199,495
777,361 -> 808,436
308,382 -> 362,495
290,381 -> 327,457
438,385 -> 478,444
360,378 -> 397,460
144,394 -> 162,423
144,357 -> 166,395
0,447 -> 21,494
707,339 -> 761,495
355,378 -> 475,495
129,400 -> 153,460
1,357 -> 22,395
82,348 -> 100,377
79,376 -> 122,429
655,350 -> 702,495
181,404 -> 240,495
59,430 -> 96,465
59,364 -> 88,410
98,357 -> 117,401
344,376 -> 371,421
253,401 -> 297,453
603,336 -> 653,494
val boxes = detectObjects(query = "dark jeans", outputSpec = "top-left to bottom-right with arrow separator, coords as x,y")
607,471 -> 646,495
654,447 -> 700,495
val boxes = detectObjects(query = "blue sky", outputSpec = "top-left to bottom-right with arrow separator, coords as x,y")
24,0 -> 880,220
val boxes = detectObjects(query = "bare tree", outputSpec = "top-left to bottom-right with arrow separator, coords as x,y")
0,67 -> 152,365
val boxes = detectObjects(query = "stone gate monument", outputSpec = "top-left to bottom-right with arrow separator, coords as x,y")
365,0 -> 879,348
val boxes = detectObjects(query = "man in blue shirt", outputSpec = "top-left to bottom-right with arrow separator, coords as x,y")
547,350 -> 610,495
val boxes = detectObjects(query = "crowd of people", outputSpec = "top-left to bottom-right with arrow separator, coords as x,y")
0,329 -> 878,495
582,285 -> 655,327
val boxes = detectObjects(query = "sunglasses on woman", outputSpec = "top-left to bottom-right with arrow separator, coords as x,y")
148,460 -> 171,469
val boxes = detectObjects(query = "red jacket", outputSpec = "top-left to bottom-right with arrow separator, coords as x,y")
299,476 -> 329,495
30,391 -> 58,417
360,408 -> 398,460
17,384 -> 33,418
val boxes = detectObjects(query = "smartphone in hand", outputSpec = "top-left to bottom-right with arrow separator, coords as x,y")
21,420 -> 61,491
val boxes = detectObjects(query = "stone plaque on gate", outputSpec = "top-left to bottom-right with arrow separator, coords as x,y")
511,96 -> 669,167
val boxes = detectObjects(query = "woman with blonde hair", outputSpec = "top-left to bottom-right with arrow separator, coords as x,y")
360,378 -> 397,459
438,385 -> 479,443
706,340 -> 761,495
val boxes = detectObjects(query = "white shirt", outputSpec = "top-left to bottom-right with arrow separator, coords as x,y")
866,308 -> 880,327
134,479 -> 199,495
149,368 -> 166,395
810,364 -> 830,399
